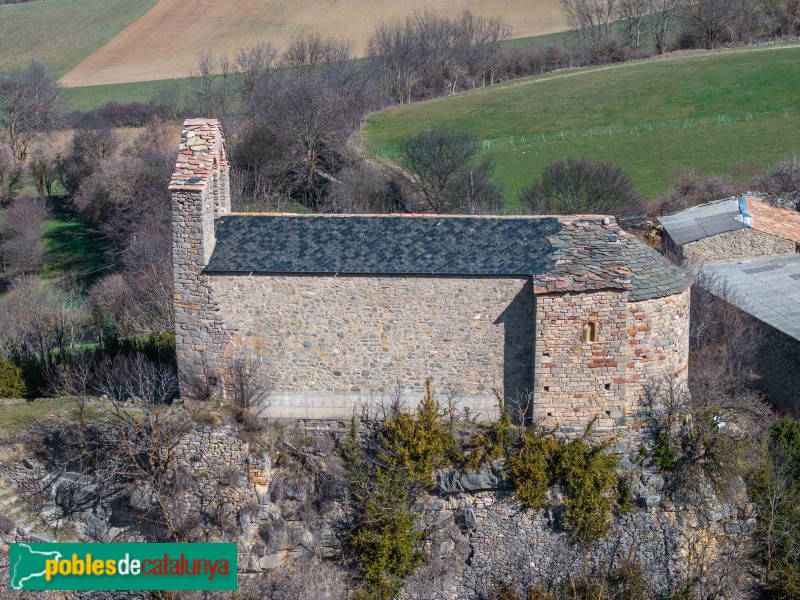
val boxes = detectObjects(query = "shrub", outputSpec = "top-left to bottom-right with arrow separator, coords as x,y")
465,395 -> 517,470
519,157 -> 638,215
0,358 -> 26,398
656,172 -> 736,214
615,476 -> 635,515
506,428 -> 620,545
553,437 -> 619,545
350,466 -> 422,600
506,431 -> 557,511
379,379 -> 459,488
761,157 -> 800,197
652,429 -> 676,471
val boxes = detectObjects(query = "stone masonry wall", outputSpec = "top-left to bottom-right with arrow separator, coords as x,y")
210,274 -> 535,419
680,227 -> 796,264
625,288 -> 691,410
755,322 -> 800,412
171,120 -> 234,386
532,290 -> 629,430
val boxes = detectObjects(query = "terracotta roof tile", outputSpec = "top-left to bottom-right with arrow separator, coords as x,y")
748,199 -> 800,243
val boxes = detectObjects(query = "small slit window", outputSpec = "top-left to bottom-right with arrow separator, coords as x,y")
583,321 -> 599,343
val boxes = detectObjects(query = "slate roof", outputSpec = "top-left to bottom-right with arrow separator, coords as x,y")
702,253 -> 800,341
658,197 -> 744,245
205,214 -> 690,301
658,196 -> 800,247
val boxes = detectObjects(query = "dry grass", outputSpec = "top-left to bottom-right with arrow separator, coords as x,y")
60,0 -> 566,87
0,0 -> 157,77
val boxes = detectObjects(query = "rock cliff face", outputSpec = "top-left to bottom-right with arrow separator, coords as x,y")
2,423 -> 755,598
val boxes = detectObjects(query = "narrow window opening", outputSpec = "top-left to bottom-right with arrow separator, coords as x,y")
604,383 -> 611,390
544,386 -> 550,392
583,321 -> 599,342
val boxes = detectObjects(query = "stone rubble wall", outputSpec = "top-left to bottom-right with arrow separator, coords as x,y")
211,274 -> 535,419
532,290 -> 630,429
625,288 -> 691,408
171,120 -> 234,388
678,228 -> 796,264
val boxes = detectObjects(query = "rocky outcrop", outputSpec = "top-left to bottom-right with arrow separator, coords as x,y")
1,424 -> 757,598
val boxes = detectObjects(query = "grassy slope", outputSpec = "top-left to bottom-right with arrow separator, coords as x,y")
0,0 -> 157,77
63,78 -> 197,112
363,45 -> 800,202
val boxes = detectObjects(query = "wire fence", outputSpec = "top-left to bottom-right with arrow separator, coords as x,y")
477,106 -> 799,150
372,106 -> 799,159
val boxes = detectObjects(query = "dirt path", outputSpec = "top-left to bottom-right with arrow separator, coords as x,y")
60,0 -> 566,87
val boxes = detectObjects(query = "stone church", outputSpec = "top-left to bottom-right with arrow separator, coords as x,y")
170,119 -> 691,428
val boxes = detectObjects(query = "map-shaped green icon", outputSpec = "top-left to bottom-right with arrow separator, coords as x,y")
10,543 -> 63,590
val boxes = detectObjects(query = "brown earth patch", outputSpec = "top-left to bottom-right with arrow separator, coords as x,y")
61,0 -> 566,87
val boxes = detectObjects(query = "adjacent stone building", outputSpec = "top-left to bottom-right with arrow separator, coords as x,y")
171,119 -> 692,428
659,195 -> 800,264
659,196 -> 800,409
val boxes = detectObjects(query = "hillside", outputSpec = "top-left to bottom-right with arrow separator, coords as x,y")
59,0 -> 566,87
363,45 -> 800,202
0,0 -> 157,77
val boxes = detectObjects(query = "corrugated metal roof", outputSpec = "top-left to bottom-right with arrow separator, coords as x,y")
204,214 -> 690,300
658,197 -> 744,245
702,253 -> 800,341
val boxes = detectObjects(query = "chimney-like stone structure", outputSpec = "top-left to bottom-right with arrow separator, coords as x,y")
169,119 -> 231,390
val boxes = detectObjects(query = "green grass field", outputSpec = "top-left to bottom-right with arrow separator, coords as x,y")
0,0 -> 157,77
62,77 -> 197,112
40,202 -> 108,284
363,45 -> 800,202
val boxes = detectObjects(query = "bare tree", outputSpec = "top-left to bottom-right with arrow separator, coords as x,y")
760,0 -> 800,34
562,0 -> 617,52
94,354 -> 177,405
400,127 -> 501,213
367,10 -> 451,104
28,142 -> 59,198
226,355 -> 272,421
193,51 -> 234,118
56,124 -> 118,196
236,42 -> 279,108
280,33 -> 352,71
0,60 -> 63,160
650,0 -> 684,53
618,0 -> 650,49
182,356 -> 219,402
0,277 -> 87,365
751,441 -> 800,587
689,267 -> 766,393
0,196 -> 48,279
46,350 -> 96,448
0,141 -> 22,206
453,11 -> 512,88
320,162 -> 408,214
683,0 -> 737,48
